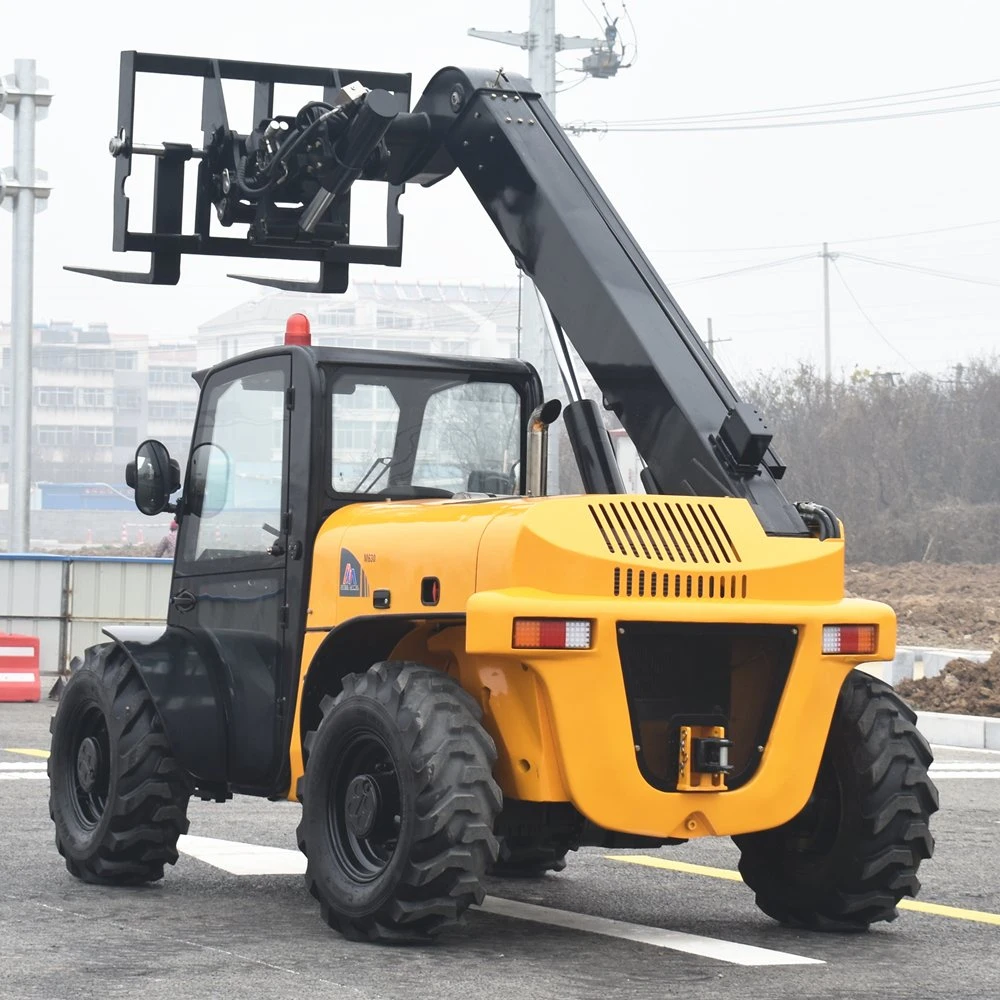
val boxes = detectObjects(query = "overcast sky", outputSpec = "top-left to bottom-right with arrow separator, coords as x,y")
2,0 -> 999,381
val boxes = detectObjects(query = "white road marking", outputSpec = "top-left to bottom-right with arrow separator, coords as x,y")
0,773 -> 48,780
177,836 -> 822,966
932,762 -> 1000,769
931,762 -> 1000,779
178,835 -> 308,875
930,772 -> 1000,780
0,762 -> 47,770
479,896 -> 822,966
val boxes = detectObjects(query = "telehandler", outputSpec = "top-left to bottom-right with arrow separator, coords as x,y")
49,52 -> 937,942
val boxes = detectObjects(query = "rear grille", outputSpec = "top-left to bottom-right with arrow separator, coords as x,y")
589,500 -> 741,564
617,622 -> 796,792
612,567 -> 748,600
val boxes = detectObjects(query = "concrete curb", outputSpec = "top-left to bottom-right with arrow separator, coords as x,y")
917,710 -> 1000,751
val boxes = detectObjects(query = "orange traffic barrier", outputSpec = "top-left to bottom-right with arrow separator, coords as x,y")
0,634 -> 41,703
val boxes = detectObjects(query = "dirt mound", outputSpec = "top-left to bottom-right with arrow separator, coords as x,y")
846,562 -> 1000,649
896,653 -> 1000,717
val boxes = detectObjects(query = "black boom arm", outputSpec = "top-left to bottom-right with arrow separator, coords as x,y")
70,53 -> 812,537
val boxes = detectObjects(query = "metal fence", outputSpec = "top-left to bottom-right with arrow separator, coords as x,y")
0,555 -> 171,679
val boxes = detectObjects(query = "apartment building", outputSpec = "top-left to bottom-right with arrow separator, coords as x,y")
0,321 -> 197,489
197,281 -> 521,366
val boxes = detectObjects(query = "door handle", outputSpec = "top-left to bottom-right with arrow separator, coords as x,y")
170,589 -> 197,613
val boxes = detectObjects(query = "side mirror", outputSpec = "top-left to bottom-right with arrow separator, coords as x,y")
186,442 -> 231,519
128,440 -> 180,516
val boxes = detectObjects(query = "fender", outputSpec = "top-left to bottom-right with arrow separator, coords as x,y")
100,624 -> 228,788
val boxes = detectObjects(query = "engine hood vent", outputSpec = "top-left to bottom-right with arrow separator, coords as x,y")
588,500 -> 741,565
613,567 -> 748,600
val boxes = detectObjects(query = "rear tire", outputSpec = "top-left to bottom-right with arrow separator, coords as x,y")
48,644 -> 191,885
296,661 -> 501,942
734,671 -> 938,930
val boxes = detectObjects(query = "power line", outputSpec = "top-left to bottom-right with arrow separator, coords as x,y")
671,253 -> 815,286
621,2 -> 638,67
579,0 -> 605,33
596,79 -> 1000,126
568,98 -> 1000,133
650,219 -> 1000,254
840,252 -> 1000,289
831,260 -> 923,373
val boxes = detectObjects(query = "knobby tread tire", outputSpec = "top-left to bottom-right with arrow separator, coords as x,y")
735,671 -> 939,931
49,643 -> 191,885
296,661 -> 501,943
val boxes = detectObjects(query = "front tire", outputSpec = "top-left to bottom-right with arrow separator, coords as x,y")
296,662 -> 501,942
48,644 -> 191,884
735,671 -> 938,930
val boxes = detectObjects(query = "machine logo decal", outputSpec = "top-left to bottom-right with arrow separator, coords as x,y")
339,549 -> 370,598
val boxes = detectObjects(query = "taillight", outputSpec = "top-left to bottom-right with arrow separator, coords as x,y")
822,624 -> 878,655
512,618 -> 593,650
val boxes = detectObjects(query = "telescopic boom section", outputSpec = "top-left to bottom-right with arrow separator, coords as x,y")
389,68 -> 807,536
73,54 -> 809,536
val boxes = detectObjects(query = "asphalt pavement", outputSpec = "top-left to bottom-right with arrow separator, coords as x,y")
2,700 -> 998,1000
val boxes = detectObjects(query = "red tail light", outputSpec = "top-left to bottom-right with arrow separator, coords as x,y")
513,618 -> 593,649
822,624 -> 878,655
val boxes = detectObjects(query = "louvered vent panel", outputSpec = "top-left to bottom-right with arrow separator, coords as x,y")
588,500 -> 741,565
612,568 -> 749,600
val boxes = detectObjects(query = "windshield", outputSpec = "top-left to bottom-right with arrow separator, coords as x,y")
329,367 -> 523,498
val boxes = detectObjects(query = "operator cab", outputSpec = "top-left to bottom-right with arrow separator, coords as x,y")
128,313 -> 544,569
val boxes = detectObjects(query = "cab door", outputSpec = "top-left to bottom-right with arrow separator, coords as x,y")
171,354 -> 299,790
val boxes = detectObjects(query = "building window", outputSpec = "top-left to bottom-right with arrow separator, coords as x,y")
376,310 -> 414,331
36,425 -> 75,446
318,309 -> 355,328
77,426 -> 113,446
78,350 -> 114,370
35,386 -> 76,408
113,388 -> 141,410
0,386 -> 10,407
148,401 -> 179,420
114,426 -> 137,447
78,388 -> 112,408
114,351 -> 138,370
147,400 -> 196,421
149,367 -> 191,386
35,346 -> 76,370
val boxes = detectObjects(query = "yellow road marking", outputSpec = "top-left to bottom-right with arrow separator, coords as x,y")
897,899 -> 1000,926
607,855 -> 742,882
2,748 -> 50,759
607,854 -> 1000,927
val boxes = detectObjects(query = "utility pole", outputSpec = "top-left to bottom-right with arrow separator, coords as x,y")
1,60 -> 52,552
705,317 -> 731,359
470,4 -> 627,488
819,242 -> 838,384
469,5 -> 606,399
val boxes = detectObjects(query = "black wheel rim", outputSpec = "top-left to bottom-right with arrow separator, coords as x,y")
66,705 -> 111,830
327,731 -> 402,883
